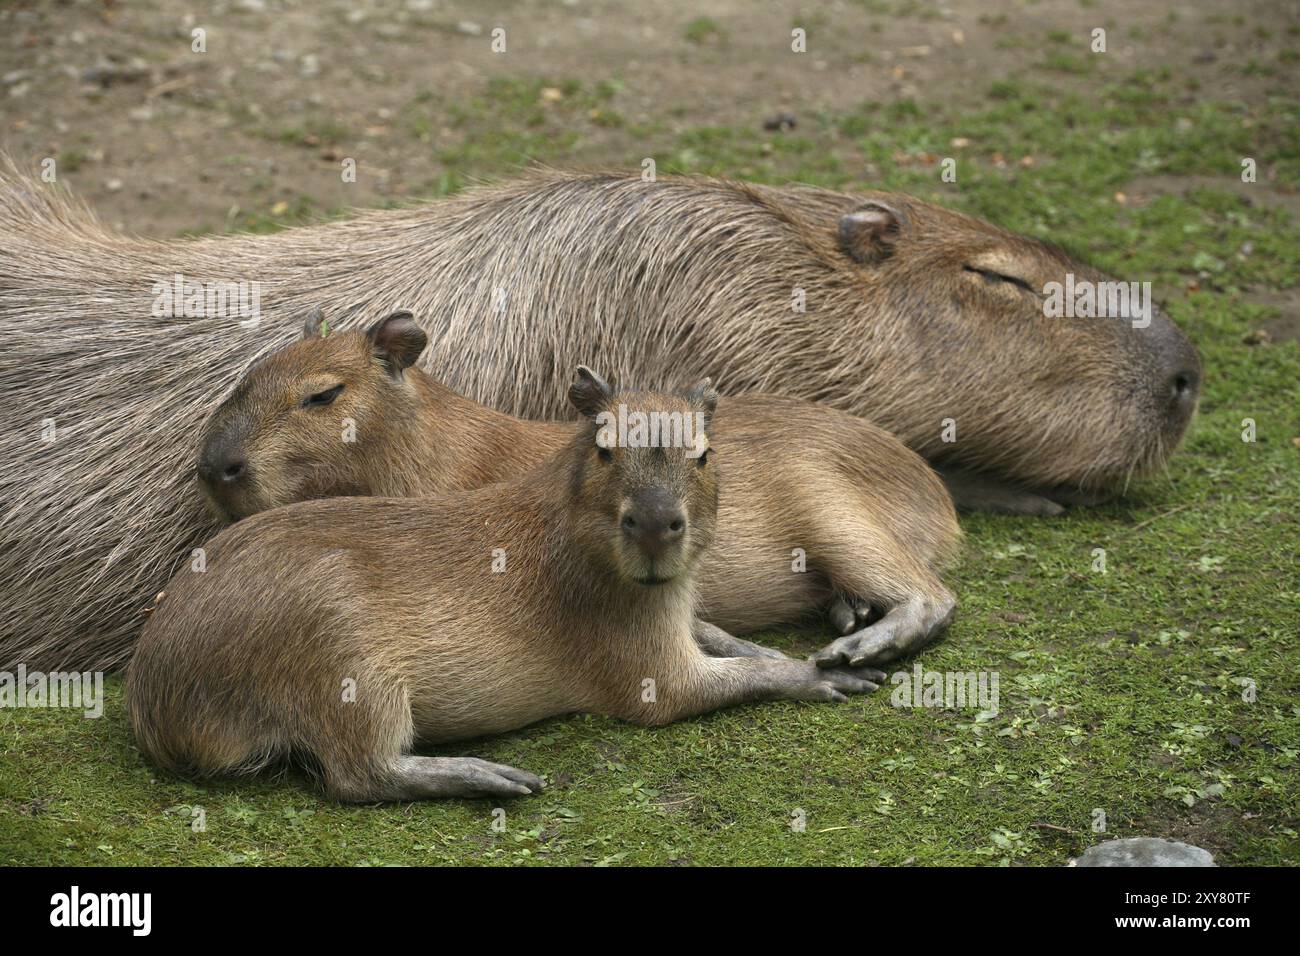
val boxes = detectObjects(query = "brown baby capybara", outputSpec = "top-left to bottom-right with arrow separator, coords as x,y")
0,165 -> 1200,670
125,375 -> 886,802
197,310 -> 961,668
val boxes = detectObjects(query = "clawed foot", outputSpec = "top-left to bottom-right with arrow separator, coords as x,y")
435,757 -> 545,798
812,593 -> 956,668
797,664 -> 888,702
357,755 -> 546,802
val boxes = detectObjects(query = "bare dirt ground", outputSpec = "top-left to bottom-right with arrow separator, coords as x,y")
0,0 -> 1292,236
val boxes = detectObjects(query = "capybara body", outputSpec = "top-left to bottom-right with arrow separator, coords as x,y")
126,380 -> 885,801
0,163 -> 1199,669
200,313 -> 960,659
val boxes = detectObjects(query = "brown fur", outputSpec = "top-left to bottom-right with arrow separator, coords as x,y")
201,317 -> 960,642
126,382 -> 884,802
0,162 -> 1198,670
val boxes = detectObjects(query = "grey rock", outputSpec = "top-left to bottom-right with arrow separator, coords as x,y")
1075,838 -> 1216,867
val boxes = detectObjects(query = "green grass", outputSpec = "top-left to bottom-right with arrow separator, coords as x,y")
260,118 -> 354,148
684,17 -> 726,45
2,66 -> 1297,866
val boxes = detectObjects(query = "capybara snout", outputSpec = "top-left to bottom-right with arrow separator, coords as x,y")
197,429 -> 248,488
1090,301 -> 1202,481
1148,307 -> 1202,423
621,487 -> 688,563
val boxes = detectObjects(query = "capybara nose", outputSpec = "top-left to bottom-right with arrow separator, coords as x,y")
1161,348 -> 1202,420
1168,367 -> 1199,408
198,450 -> 247,488
622,491 -> 687,558
1147,311 -> 1202,420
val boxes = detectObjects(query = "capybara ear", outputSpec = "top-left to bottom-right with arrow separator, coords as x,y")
684,377 -> 719,429
365,311 -> 427,378
302,307 -> 327,339
569,365 -> 613,418
838,202 -> 905,264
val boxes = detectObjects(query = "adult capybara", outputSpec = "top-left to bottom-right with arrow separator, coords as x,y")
197,310 -> 960,667
0,162 -> 1199,670
126,375 -> 885,802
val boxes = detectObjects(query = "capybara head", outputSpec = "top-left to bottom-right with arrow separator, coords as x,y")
565,366 -> 719,588
832,194 -> 1201,495
197,309 -> 427,521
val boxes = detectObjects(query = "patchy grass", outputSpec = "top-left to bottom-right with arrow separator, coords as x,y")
2,65 -> 1297,865
259,117 -> 355,149
684,16 -> 727,45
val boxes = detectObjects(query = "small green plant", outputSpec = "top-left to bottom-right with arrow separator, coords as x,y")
684,17 -> 725,45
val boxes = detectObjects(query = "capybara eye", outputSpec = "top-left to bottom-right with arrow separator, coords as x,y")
302,384 -> 344,408
696,449 -> 710,468
597,446 -> 613,463
963,265 -> 1036,295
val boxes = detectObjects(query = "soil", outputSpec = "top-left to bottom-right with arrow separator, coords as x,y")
0,0 -> 1292,235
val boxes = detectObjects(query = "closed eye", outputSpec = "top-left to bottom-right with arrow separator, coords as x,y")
963,265 -> 1039,295
302,384 -> 344,408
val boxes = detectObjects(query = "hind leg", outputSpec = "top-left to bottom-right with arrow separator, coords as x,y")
806,521 -> 957,667
309,669 -> 544,803
329,756 -> 544,802
812,589 -> 955,668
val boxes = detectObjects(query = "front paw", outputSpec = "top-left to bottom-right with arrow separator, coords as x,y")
811,633 -> 868,669
801,665 -> 885,702
812,632 -> 901,669
811,594 -> 953,668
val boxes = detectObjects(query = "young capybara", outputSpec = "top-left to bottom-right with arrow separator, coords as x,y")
197,309 -> 961,668
125,375 -> 886,801
0,164 -> 1200,670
